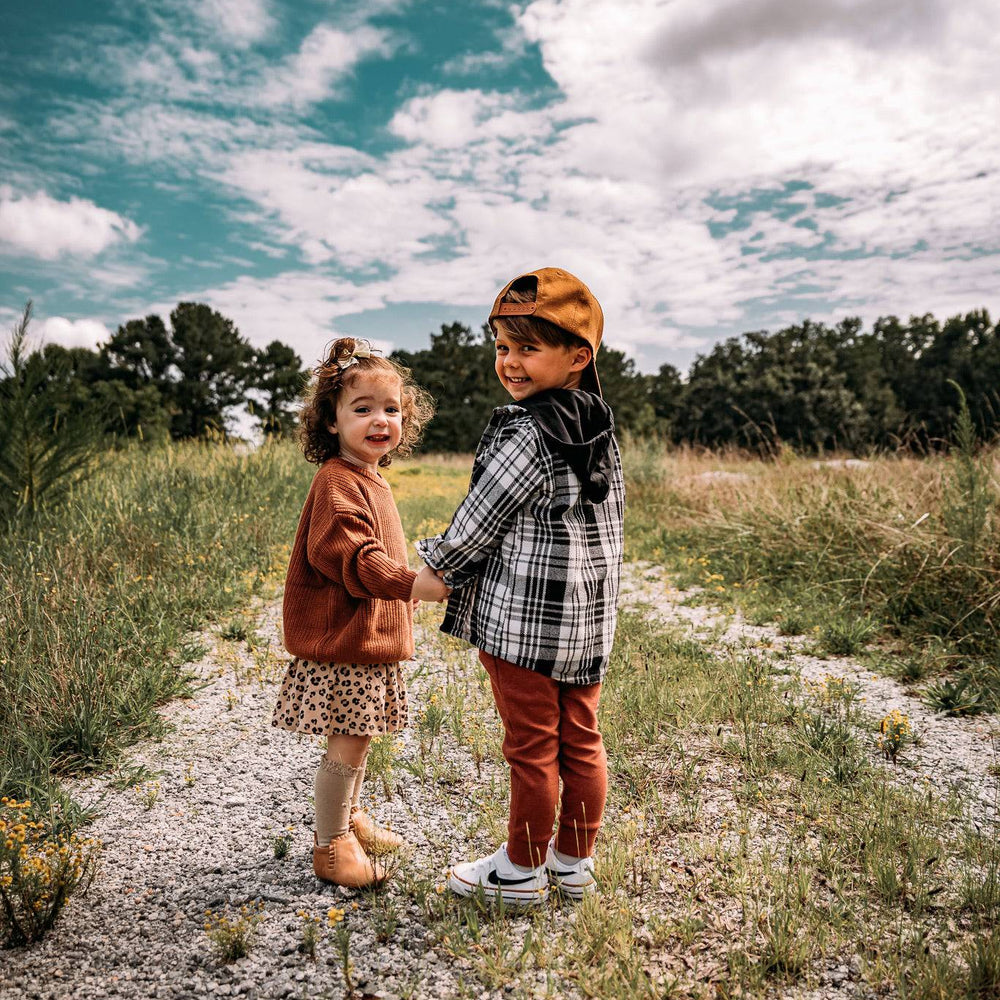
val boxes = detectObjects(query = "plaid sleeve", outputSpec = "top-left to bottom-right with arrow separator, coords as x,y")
417,418 -> 543,588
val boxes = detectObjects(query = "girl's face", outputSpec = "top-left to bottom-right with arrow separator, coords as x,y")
329,371 -> 403,471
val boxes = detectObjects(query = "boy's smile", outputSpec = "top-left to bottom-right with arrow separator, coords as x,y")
494,332 -> 591,400
329,373 -> 403,472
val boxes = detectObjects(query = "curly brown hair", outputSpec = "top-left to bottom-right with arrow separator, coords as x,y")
298,338 -> 435,466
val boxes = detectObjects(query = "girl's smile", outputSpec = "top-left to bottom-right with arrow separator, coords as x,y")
329,373 -> 403,471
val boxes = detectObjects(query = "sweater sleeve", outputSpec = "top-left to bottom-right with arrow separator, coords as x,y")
416,418 -> 543,588
307,505 -> 416,602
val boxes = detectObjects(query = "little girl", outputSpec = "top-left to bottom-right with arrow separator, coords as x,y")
272,338 -> 447,888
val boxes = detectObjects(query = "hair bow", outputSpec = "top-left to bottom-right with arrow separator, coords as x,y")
336,342 -> 372,370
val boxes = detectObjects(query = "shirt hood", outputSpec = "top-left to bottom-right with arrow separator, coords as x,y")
515,388 -> 616,502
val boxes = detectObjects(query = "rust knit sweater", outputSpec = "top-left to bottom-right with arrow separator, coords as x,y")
282,457 -> 417,664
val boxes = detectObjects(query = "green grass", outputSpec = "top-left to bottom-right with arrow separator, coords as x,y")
5,436 -> 997,818
0,440 -> 312,817
3,441 -> 998,994
0,444 -> 470,821
620,435 -> 1000,705
400,605 -> 998,999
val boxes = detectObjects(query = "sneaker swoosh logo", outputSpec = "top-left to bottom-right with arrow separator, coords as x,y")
548,867 -> 577,877
487,871 -> 538,886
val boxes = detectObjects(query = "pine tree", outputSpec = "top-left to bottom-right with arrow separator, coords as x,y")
0,302 -> 97,520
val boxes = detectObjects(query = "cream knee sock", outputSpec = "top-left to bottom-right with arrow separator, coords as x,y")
314,757 -> 361,846
350,753 -> 369,812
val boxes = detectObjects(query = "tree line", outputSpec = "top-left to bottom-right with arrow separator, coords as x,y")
7,302 -> 306,442
3,300 -> 998,457
396,309 -> 999,454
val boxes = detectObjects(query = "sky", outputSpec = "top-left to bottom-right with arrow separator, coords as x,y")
1,0 -> 998,378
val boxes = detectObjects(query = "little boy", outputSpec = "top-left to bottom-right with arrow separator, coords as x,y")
415,267 -> 625,905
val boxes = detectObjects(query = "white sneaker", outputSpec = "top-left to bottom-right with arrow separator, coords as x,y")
447,843 -> 549,906
545,840 -> 597,899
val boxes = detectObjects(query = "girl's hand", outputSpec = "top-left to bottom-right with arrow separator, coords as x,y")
410,565 -> 450,603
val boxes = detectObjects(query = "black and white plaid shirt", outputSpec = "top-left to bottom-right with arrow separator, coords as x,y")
416,404 -> 625,685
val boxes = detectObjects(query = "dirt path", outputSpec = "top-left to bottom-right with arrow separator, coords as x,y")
4,565 -> 997,1000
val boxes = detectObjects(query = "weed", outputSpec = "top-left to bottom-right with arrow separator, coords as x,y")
898,656 -> 927,684
366,734 -> 402,798
965,924 -> 1000,996
271,827 -> 294,860
331,913 -> 354,994
777,611 -> 808,636
203,901 -> 265,962
625,442 -> 1000,689
959,828 -> 1000,925
0,438 -> 311,817
941,382 -> 995,558
877,709 -> 913,763
372,893 -> 399,943
417,691 -> 446,751
176,639 -> 209,664
0,797 -> 101,946
220,618 -> 250,642
297,910 -> 320,958
108,762 -> 161,792
756,905 -> 813,981
923,674 -> 990,716
134,781 -> 160,811
819,614 -> 878,656
0,301 -> 97,521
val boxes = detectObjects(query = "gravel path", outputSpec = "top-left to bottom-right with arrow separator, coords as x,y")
620,562 -> 1000,828
4,565 -> 998,1000
3,598 -> 486,1000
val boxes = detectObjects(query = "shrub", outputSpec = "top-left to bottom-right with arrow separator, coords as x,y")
0,797 -> 101,946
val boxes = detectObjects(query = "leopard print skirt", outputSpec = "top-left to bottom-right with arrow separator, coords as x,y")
271,658 -> 408,736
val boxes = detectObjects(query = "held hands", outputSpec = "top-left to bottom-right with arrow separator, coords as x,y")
410,565 -> 450,604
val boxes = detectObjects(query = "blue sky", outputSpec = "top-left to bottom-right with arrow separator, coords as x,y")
2,0 -> 998,376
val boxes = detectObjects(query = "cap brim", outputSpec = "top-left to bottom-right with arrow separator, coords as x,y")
580,361 -> 602,397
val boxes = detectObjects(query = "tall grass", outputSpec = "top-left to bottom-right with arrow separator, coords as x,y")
5,431 -> 997,820
0,440 -> 312,818
0,443 -> 471,821
622,434 -> 1000,696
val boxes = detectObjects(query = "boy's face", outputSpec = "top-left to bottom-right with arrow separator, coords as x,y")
494,331 -> 592,401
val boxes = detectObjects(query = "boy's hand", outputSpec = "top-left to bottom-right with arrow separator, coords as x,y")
410,565 -> 450,603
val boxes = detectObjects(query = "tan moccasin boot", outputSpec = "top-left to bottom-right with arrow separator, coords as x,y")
313,831 -> 386,888
350,807 -> 407,854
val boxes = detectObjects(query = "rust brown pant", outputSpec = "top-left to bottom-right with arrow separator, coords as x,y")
479,650 -> 607,869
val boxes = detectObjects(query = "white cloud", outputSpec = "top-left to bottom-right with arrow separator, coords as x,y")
36,316 -> 112,349
197,0 -> 275,48
390,90 -> 509,148
0,188 -> 143,260
47,101 -> 305,176
649,0 -> 950,65
256,25 -> 394,108
220,145 -> 452,267
88,261 -> 151,289
441,26 -> 530,76
516,0 -> 1000,187
157,271 -> 392,363
18,0 -> 998,374
246,240 -> 288,258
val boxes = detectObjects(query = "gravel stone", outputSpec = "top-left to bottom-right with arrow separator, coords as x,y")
3,569 -> 996,1000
